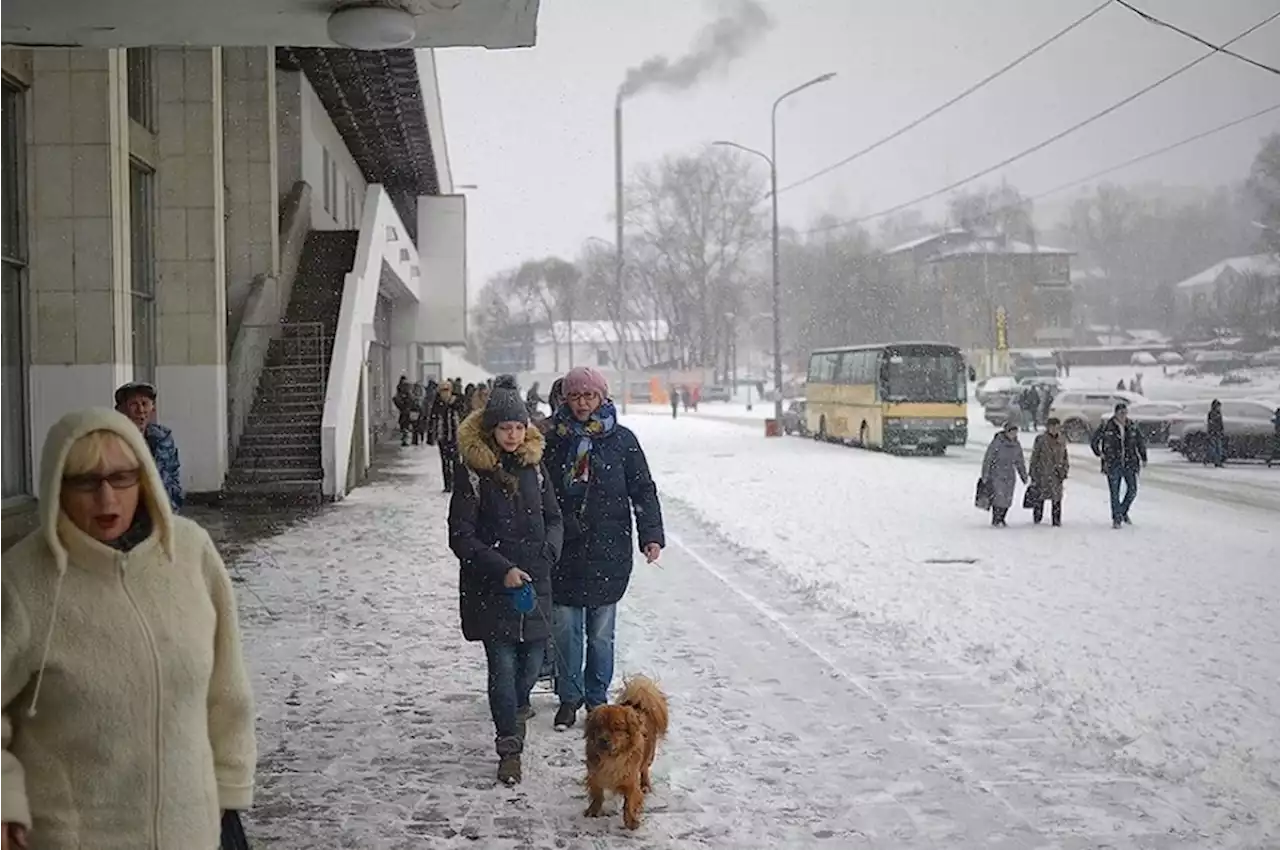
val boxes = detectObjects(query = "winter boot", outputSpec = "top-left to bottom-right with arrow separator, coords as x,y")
496,736 -> 523,786
553,701 -> 582,732
1051,502 -> 1062,527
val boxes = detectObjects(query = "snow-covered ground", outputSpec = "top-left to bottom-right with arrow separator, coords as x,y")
225,416 -> 1279,847
624,411 -> 1280,846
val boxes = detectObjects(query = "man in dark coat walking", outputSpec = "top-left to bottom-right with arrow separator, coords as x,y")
1091,402 -> 1147,529
544,366 -> 664,731
448,376 -> 563,785
427,381 -> 465,492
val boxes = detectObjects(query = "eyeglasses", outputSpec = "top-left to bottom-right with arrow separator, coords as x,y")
63,469 -> 142,492
566,392 -> 599,403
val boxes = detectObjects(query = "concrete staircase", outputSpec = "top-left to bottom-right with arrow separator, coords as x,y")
223,231 -> 358,505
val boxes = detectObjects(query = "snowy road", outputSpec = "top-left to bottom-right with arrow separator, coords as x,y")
625,412 -> 1280,847
227,438 -> 1274,849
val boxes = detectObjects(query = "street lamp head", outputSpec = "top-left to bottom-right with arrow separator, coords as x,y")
814,72 -> 837,84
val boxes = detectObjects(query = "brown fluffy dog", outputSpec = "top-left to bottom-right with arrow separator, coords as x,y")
583,676 -> 669,830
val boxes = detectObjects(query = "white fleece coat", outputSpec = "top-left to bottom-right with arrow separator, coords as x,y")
1,408 -> 256,849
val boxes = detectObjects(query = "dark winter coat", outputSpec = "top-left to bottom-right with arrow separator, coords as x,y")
427,393 -> 464,445
393,382 -> 414,430
1028,431 -> 1069,502
1090,416 -> 1147,474
981,432 -> 1027,510
1207,405 -> 1224,437
545,417 -> 665,608
448,412 -> 563,644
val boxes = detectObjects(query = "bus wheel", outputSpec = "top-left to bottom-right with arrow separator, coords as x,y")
859,422 -> 870,449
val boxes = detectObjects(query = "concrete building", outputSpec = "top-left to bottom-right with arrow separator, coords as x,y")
883,230 -> 1074,350
1,1 -> 537,544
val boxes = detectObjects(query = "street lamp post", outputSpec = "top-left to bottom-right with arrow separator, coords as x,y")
716,72 -> 835,424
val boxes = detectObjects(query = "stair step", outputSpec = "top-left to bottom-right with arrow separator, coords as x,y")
226,467 -> 323,484
222,479 -> 324,507
231,453 -> 319,469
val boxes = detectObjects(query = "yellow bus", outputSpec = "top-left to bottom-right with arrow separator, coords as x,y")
805,341 -> 968,454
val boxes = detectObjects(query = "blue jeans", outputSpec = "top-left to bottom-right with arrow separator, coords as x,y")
1107,467 -> 1138,523
553,603 -> 616,708
483,639 -> 545,742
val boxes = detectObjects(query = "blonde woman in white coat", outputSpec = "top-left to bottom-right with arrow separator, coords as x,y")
1,408 -> 256,850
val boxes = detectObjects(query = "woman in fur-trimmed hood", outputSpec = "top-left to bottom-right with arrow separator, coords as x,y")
448,376 -> 563,786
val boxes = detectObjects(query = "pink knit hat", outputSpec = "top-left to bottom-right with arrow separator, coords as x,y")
562,366 -> 609,398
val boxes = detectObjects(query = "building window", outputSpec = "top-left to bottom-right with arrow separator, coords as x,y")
2,79 -> 30,500
126,48 -> 155,132
129,161 -> 156,383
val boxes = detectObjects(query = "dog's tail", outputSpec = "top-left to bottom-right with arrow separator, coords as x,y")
619,675 -> 669,737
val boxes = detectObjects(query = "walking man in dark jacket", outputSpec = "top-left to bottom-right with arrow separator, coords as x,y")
1090,402 -> 1147,529
1205,399 -> 1226,467
544,366 -> 665,731
427,381 -> 465,492
114,381 -> 183,511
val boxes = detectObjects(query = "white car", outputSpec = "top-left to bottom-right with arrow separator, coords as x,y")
1049,390 -> 1147,442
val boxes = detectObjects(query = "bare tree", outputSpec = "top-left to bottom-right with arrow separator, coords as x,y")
624,145 -> 768,368
1249,132 -> 1280,258
947,181 -> 1036,243
510,257 -> 581,371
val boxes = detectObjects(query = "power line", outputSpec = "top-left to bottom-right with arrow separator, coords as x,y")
1028,101 -> 1280,202
773,0 -> 1114,198
802,8 -> 1280,236
1115,0 -> 1280,76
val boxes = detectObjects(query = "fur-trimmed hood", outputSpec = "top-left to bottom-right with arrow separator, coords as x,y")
457,410 -> 545,472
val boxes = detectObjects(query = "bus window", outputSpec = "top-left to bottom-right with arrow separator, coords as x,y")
884,352 -> 965,402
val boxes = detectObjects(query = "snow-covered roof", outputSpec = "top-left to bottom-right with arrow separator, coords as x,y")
1175,254 -> 1280,291
883,229 -> 969,255
534,319 -> 669,346
928,237 -> 1073,260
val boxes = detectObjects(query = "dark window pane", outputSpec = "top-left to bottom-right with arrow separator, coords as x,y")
126,49 -> 155,131
3,264 -> 29,498
2,83 -> 24,263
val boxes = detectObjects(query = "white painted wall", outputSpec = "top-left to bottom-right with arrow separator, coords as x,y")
413,50 -> 454,195
416,194 -> 467,346
299,75 -> 366,231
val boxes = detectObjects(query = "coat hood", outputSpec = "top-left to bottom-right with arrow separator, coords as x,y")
457,410 -> 545,472
39,406 -> 176,574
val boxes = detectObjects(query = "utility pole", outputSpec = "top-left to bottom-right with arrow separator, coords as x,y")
615,95 -> 627,414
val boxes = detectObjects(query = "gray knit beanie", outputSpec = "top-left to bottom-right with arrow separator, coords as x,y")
482,375 -> 530,431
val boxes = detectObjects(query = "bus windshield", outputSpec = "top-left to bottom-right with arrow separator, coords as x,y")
883,352 -> 965,403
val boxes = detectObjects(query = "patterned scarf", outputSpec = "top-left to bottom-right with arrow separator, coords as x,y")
554,400 -> 618,496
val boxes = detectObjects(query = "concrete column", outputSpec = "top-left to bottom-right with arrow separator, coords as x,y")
26,48 -> 131,484
153,48 -> 228,495
222,47 -> 279,339
275,66 -> 303,201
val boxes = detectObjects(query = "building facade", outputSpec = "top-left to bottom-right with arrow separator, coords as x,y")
1,44 -> 474,543
883,230 -> 1074,351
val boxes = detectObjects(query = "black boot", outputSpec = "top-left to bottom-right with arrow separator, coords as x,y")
496,735 -> 522,785
1051,501 -> 1062,527
554,701 -> 582,732
1032,504 -> 1043,524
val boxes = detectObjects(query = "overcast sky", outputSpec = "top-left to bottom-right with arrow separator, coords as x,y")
434,0 -> 1280,293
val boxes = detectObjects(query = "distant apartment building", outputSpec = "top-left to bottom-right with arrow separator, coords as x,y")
883,230 -> 1074,350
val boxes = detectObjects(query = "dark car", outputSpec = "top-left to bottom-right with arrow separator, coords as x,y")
781,400 -> 807,436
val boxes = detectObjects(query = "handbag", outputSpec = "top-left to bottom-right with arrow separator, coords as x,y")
974,477 -> 991,511
221,811 -> 250,850
1022,482 -> 1041,510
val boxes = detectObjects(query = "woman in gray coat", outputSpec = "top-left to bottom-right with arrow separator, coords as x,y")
981,420 -> 1028,527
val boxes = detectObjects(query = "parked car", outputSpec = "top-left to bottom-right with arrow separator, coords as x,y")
1130,351 -> 1158,366
1126,401 -> 1202,445
975,375 -> 1019,406
1249,349 -> 1280,367
1189,350 -> 1249,374
1157,351 -> 1184,365
1010,352 -> 1058,381
1049,390 -> 1147,442
781,400 -> 807,436
701,385 -> 732,402
1174,398 -> 1280,462
1167,401 -> 1214,452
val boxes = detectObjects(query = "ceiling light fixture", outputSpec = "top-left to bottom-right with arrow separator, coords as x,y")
327,3 -> 417,50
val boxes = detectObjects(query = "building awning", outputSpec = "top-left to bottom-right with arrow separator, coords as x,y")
279,47 -> 437,236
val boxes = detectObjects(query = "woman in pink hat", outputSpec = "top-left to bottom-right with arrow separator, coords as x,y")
541,367 -> 665,732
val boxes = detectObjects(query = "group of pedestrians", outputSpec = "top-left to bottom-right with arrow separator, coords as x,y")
445,367 -> 665,785
981,401 -> 1147,530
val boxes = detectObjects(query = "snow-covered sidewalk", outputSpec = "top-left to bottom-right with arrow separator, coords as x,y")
231,446 -> 1222,849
